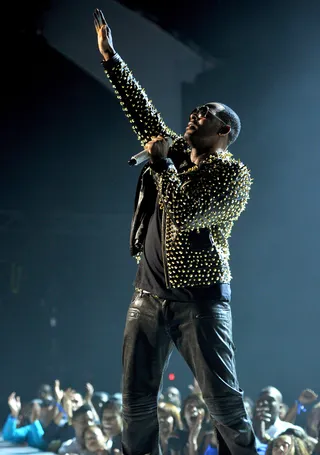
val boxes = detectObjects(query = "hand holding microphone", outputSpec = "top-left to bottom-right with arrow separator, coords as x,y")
128,135 -> 173,166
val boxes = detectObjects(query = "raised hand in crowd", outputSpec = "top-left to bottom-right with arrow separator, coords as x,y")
54,379 -> 65,404
284,389 -> 318,424
188,378 -> 201,396
299,389 -> 318,406
188,410 -> 205,453
85,382 -> 94,403
62,388 -> 75,421
8,392 -> 21,418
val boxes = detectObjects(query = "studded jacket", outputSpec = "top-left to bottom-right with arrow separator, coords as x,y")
102,54 -> 252,288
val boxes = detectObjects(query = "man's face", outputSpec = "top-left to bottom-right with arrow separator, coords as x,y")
184,103 -> 226,148
254,391 -> 281,425
38,384 -> 52,400
163,387 -> 181,408
71,393 -> 84,412
84,426 -> 106,452
73,411 -> 95,439
102,409 -> 122,437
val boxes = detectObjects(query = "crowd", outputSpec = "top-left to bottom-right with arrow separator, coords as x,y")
1,379 -> 320,455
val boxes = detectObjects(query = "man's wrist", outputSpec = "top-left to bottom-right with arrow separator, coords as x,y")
150,157 -> 174,173
102,50 -> 116,61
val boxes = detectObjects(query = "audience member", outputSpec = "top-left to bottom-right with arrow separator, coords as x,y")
3,392 -> 49,450
101,399 -> 122,454
253,386 -> 302,443
283,390 -> 318,424
163,387 -> 182,410
167,394 -> 216,455
158,402 -> 182,454
58,404 -> 95,454
91,392 -> 109,416
83,425 -> 110,455
265,430 -> 310,455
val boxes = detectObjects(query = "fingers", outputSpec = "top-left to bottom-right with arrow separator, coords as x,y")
93,9 -> 108,30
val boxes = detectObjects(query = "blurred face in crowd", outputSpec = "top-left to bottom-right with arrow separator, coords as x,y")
158,408 -> 175,438
91,393 -> 109,414
163,387 -> 181,408
254,387 -> 282,426
102,408 -> 122,437
272,435 -> 294,455
72,392 -> 84,412
40,399 -> 57,426
73,411 -> 95,440
183,398 -> 205,429
38,384 -> 53,400
84,426 -> 106,453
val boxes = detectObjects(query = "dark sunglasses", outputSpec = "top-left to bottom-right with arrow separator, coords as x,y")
190,105 -> 228,126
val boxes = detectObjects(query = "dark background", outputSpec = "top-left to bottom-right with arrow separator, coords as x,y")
1,0 -> 319,416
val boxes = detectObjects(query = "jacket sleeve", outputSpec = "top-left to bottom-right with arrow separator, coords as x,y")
151,157 -> 252,230
2,415 -> 45,449
28,420 -> 45,449
2,415 -> 28,443
102,54 -> 180,147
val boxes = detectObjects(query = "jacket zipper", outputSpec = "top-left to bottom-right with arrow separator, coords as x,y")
161,206 -> 170,288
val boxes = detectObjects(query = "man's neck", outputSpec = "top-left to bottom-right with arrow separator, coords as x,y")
190,147 -> 226,166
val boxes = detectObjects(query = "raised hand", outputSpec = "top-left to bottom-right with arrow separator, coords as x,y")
188,410 -> 204,445
254,401 -> 272,424
8,392 -> 22,418
93,8 -> 116,60
298,389 -> 318,405
85,382 -> 94,402
54,379 -> 64,404
62,388 -> 74,420
188,378 -> 201,395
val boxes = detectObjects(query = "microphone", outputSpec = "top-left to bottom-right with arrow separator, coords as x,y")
128,136 -> 173,166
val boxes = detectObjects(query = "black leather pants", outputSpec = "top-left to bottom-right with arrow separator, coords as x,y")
121,290 -> 257,455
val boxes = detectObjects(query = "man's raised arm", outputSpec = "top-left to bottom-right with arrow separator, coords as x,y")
93,9 -> 180,147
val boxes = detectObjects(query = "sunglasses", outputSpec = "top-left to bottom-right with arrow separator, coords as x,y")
190,105 -> 228,126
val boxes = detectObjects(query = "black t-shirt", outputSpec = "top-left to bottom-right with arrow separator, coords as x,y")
134,199 -> 231,302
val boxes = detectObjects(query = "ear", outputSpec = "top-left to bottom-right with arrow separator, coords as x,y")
218,125 -> 231,137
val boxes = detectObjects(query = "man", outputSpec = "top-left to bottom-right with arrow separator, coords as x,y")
101,400 -> 123,454
93,8 -> 256,455
253,386 -> 303,452
58,404 -> 95,454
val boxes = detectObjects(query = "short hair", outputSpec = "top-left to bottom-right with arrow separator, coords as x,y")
72,404 -> 92,421
158,402 -> 182,430
209,103 -> 241,146
260,386 -> 283,403
101,399 -> 122,414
